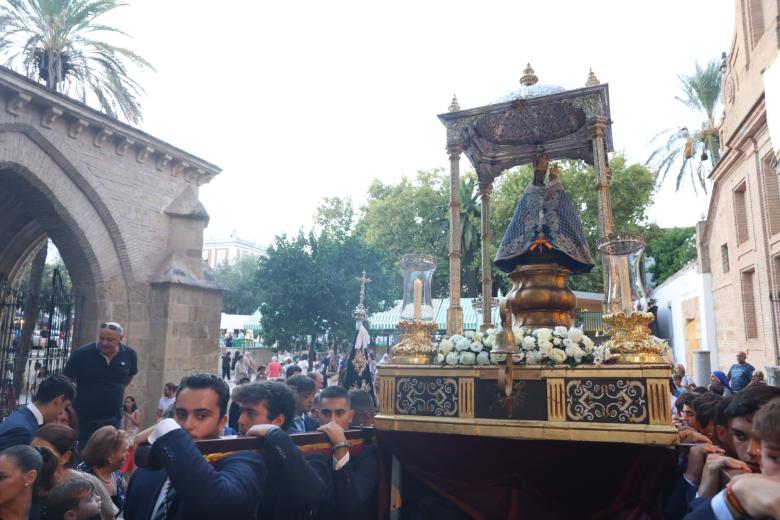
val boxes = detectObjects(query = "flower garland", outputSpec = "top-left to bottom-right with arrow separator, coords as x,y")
435,326 -> 612,367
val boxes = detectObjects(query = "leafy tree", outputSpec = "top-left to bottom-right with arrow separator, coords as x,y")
647,59 -> 722,193
314,196 -> 355,239
644,225 -> 697,285
212,255 -> 262,315
490,154 -> 656,293
0,0 -> 154,123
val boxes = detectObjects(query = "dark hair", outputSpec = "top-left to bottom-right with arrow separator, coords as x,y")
753,397 -> 780,442
46,478 -> 95,519
34,424 -> 78,468
692,386 -> 709,394
237,377 -> 251,385
59,405 -> 79,433
34,374 -> 76,404
164,383 -> 177,392
714,395 -> 733,427
724,384 -> 780,420
348,389 -> 376,413
675,392 -> 698,413
81,426 -> 129,468
0,445 -> 57,494
286,365 -> 302,379
286,374 -> 316,394
124,396 -> 137,413
177,373 -> 230,417
232,382 -> 296,430
692,393 -> 722,428
320,385 -> 350,404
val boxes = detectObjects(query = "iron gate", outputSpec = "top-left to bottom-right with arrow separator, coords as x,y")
0,268 -> 74,419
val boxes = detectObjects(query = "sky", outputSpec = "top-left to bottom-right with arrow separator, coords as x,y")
101,1 -> 736,246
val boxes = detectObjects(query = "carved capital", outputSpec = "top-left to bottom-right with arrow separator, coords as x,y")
478,181 -> 493,197
447,145 -> 462,160
93,127 -> 113,148
137,146 -> 153,164
6,92 -> 31,116
41,106 -> 63,128
156,153 -> 172,172
116,137 -> 134,156
586,116 -> 610,139
172,161 -> 190,177
68,118 -> 89,139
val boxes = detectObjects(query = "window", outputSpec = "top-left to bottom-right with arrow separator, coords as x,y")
734,182 -> 749,245
721,244 -> 730,273
741,268 -> 758,339
764,153 -> 780,236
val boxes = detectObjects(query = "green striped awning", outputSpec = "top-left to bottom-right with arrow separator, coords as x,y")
367,298 -> 500,333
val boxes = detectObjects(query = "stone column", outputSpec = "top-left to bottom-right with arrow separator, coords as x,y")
588,117 -> 614,306
479,180 -> 493,331
447,145 -> 463,335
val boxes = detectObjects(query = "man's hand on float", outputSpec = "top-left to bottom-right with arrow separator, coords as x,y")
698,454 -> 751,497
729,474 -> 780,518
245,424 -> 279,438
685,444 -> 724,485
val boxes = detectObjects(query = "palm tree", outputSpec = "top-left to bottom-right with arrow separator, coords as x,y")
647,59 -> 722,194
0,0 -> 153,123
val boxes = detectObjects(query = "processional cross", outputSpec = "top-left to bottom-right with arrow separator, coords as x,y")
356,270 -> 372,308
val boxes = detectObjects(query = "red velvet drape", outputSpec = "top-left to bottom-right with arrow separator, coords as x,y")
378,430 -> 677,520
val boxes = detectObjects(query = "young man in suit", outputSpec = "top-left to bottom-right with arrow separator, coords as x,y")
285,375 -> 318,433
316,385 -> 379,520
234,381 -> 329,519
124,373 -> 266,520
0,374 -> 75,451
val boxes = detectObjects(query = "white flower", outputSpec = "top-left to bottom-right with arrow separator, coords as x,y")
483,334 -> 496,348
449,334 -> 464,345
539,339 -> 553,350
459,352 -> 476,365
550,348 -> 567,364
562,338 -> 575,349
512,326 -> 524,345
539,342 -> 554,358
567,328 -> 584,343
490,352 -> 507,363
553,338 -> 562,346
554,326 -> 569,337
534,328 -> 553,342
511,352 -> 525,363
445,352 -> 459,365
526,350 -> 542,364
582,336 -> 594,353
593,345 -> 611,365
456,338 -> 471,352
439,339 -> 453,354
486,328 -> 497,336
436,353 -> 445,364
470,341 -> 484,353
522,336 -> 537,351
565,344 -> 585,362
476,351 -> 491,365
464,330 -> 475,340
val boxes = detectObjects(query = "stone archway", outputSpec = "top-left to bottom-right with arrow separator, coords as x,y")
0,68 -> 223,424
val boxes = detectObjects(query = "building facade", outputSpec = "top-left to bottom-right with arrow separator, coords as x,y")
202,231 -> 267,267
697,0 -> 780,376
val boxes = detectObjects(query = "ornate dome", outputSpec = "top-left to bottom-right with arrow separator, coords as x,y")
489,83 -> 567,104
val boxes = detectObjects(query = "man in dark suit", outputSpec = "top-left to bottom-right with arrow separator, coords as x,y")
124,373 -> 266,520
0,374 -> 75,451
234,381 -> 328,518
316,385 -> 379,520
285,375 -> 318,432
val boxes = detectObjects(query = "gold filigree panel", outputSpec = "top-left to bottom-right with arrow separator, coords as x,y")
547,378 -> 566,422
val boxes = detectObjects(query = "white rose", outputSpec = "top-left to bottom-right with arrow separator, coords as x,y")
534,328 -> 553,342
445,352 -> 459,365
436,353 -> 445,364
459,352 -> 476,365
526,350 -> 542,364
490,352 -> 507,363
582,336 -> 594,353
464,330 -> 475,340
449,334 -> 464,345
553,338 -> 562,346
554,326 -> 569,337
539,342 -> 554,358
565,344 -> 585,362
476,351 -> 490,365
568,328 -> 584,343
483,334 -> 495,348
456,338 -> 471,352
512,326 -> 524,342
512,351 -> 525,363
551,348 -> 567,364
562,338 -> 575,349
439,339 -> 453,354
539,339 -> 553,350
522,336 -> 537,351
470,341 -> 484,353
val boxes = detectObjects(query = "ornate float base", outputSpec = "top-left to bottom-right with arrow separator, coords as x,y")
391,320 -> 438,365
603,311 -> 669,364
376,363 -> 677,446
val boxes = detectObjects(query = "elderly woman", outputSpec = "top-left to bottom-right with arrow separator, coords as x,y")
709,371 -> 733,396
32,424 -> 117,519
76,426 -> 129,516
673,363 -> 696,389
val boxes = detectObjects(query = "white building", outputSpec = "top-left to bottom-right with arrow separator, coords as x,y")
650,259 -> 718,385
202,231 -> 267,268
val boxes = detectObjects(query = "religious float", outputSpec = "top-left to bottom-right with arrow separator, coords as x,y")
374,65 -> 680,519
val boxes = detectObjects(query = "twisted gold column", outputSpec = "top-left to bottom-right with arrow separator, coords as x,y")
479,181 -> 493,331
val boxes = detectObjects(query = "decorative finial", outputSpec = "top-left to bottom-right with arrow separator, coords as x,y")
448,93 -> 460,112
585,68 -> 600,87
354,270 -> 372,320
520,63 -> 538,87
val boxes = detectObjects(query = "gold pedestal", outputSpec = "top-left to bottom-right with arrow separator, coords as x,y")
391,320 -> 438,364
505,264 -> 576,328
603,312 -> 668,364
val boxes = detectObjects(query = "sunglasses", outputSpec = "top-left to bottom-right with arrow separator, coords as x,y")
100,323 -> 123,333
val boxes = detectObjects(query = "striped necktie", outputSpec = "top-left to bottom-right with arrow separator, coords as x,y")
152,479 -> 178,520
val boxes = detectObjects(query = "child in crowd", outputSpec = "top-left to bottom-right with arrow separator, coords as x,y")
46,478 -> 102,520
751,397 -> 780,476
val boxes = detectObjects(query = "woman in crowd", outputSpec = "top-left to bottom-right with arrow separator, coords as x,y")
76,426 -> 129,516
120,397 -> 140,478
0,445 -> 56,520
709,370 -> 733,396
234,353 -> 249,381
31,424 -> 117,519
56,405 -> 78,432
673,363 -> 695,389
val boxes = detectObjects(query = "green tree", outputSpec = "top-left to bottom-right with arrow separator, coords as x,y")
314,196 -> 355,239
490,155 -> 656,293
0,0 -> 154,123
212,255 -> 262,315
647,59 -> 722,193
644,225 -> 697,285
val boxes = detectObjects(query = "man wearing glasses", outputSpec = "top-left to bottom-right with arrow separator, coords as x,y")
64,321 -> 138,449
